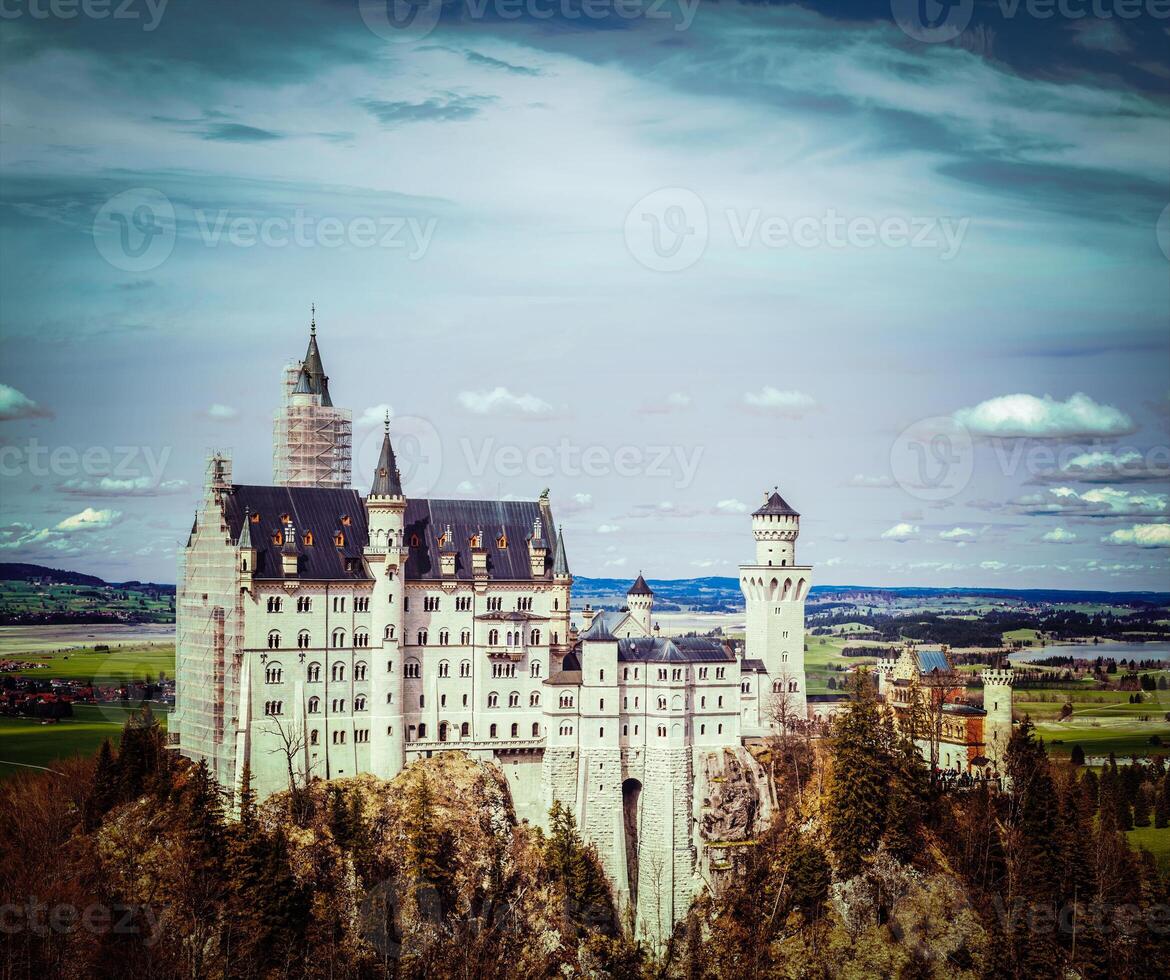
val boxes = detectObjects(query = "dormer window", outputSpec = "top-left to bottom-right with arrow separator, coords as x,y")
340,514 -> 352,526
334,531 -> 344,547
280,513 -> 291,525
250,511 -> 260,524
410,533 -> 420,547
470,533 -> 481,549
272,531 -> 283,546
303,531 -> 314,546
496,534 -> 507,549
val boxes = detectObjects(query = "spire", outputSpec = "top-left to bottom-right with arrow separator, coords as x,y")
237,508 -> 253,549
552,525 -> 570,577
302,306 -> 333,407
628,572 -> 653,596
370,416 -> 403,497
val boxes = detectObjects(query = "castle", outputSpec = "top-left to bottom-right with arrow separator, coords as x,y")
172,318 -> 1011,937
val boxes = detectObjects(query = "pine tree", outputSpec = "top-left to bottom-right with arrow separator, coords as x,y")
84,738 -> 119,830
1155,771 -> 1170,829
826,669 -> 890,878
1133,785 -> 1151,827
1070,743 -> 1085,766
404,773 -> 456,922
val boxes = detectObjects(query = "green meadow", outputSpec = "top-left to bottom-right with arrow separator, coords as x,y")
0,704 -> 168,777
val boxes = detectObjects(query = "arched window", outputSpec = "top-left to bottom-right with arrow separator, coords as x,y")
310,729 -> 319,745
417,722 -> 426,739
530,660 -> 542,678
417,628 -> 428,646
510,723 -> 519,738
405,659 -> 420,679
439,721 -> 449,742
267,596 -> 282,613
354,630 -> 369,648
267,630 -> 281,649
439,629 -> 449,646
307,662 -> 321,682
529,692 -> 540,707
530,629 -> 540,645
331,629 -> 345,648
385,624 -> 395,640
297,630 -> 310,649
354,661 -> 368,681
488,629 -> 499,645
308,696 -> 320,713
331,662 -> 345,682
490,723 -> 498,738
297,596 -> 312,613
460,629 -> 470,645
354,695 -> 367,711
461,722 -> 470,737
657,696 -> 666,710
532,722 -> 540,737
460,660 -> 471,677
265,663 -> 283,684
508,691 -> 520,708
488,691 -> 499,708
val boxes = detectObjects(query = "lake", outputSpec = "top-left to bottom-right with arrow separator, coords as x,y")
1008,641 -> 1170,665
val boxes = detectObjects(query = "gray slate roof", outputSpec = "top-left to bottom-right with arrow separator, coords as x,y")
627,573 -> 653,596
753,491 -> 799,517
616,636 -> 734,664
915,650 -> 953,674
370,427 -> 403,496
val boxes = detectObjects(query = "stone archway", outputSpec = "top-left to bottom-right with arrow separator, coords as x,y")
622,778 -> 642,906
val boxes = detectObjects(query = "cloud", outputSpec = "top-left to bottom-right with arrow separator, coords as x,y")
58,477 -> 188,497
1012,486 -> 1168,519
847,473 -> 894,488
201,122 -> 283,142
938,527 -> 976,540
596,524 -> 621,534
1041,527 -> 1077,544
714,498 -> 748,514
742,387 -> 817,418
358,94 -> 495,126
1070,19 -> 1131,54
604,556 -> 628,568
464,51 -> 542,76
55,507 -> 122,532
1032,448 -> 1169,484
457,387 -> 554,418
953,392 -> 1134,438
881,522 -> 919,542
206,403 -> 239,421
1102,524 -> 1170,548
639,392 -> 692,415
356,403 -> 395,428
980,561 -> 1007,571
0,383 -> 52,421
558,492 -> 594,514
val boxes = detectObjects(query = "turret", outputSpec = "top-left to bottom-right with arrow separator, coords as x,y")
237,507 -> 257,576
752,489 -> 799,567
280,520 -> 299,576
528,518 -> 548,577
979,666 -> 1015,772
626,574 -> 653,635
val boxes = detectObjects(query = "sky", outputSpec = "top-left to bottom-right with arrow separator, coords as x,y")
0,0 -> 1168,590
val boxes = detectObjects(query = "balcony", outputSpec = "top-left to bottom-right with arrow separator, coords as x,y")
485,645 -> 525,661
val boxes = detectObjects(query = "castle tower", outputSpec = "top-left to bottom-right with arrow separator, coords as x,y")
365,417 -> 407,779
273,307 -> 353,488
979,666 -> 1015,773
626,574 -> 653,635
739,489 -> 811,729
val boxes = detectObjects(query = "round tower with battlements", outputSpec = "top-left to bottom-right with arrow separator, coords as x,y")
979,666 -> 1015,773
626,574 -> 653,635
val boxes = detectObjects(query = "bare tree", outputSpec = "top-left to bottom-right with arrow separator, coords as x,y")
261,714 -> 317,818
765,672 -> 804,809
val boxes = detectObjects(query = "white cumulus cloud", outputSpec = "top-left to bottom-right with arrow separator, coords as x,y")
938,527 -> 976,540
715,498 -> 748,514
206,403 -> 239,421
953,392 -> 1134,438
1103,524 -> 1170,548
1041,527 -> 1077,543
55,507 -> 122,532
0,383 -> 52,421
58,477 -> 188,497
457,387 -> 554,417
596,523 -> 621,534
356,403 -> 395,427
881,522 -> 919,541
742,387 -> 817,418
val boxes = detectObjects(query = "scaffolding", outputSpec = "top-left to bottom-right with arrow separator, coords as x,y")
173,452 -> 246,791
272,361 -> 353,488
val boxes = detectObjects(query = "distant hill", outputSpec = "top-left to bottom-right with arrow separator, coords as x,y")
0,564 -> 175,626
0,563 -> 174,593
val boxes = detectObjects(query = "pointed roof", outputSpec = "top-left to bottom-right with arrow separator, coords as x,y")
292,368 -> 312,395
552,525 -> 570,577
281,521 -> 300,557
300,306 -> 333,407
370,417 -> 403,497
627,573 -> 653,596
237,508 -> 253,549
753,489 -> 799,517
582,615 -> 617,641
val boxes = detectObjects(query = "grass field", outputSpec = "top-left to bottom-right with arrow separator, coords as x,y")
0,580 -> 173,622
1127,824 -> 1170,872
5,642 -> 176,684
0,704 -> 168,777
